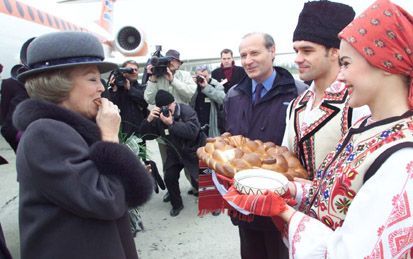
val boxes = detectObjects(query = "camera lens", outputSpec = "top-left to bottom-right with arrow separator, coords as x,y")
196,76 -> 204,84
161,106 -> 169,117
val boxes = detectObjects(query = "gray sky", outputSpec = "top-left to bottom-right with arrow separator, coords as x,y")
20,0 -> 412,64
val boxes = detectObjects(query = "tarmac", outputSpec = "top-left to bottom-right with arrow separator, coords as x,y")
0,136 -> 240,259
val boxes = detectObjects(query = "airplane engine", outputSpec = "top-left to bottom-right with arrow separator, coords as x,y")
114,26 -> 148,56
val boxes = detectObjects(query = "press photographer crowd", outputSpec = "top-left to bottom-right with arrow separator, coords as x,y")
1,0 -> 413,258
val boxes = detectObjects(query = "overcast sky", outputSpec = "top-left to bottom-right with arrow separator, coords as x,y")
20,0 -> 412,64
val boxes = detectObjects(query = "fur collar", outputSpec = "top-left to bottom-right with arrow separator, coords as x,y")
13,99 -> 101,145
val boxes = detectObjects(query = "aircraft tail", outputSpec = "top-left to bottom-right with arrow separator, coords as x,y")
98,0 -> 115,34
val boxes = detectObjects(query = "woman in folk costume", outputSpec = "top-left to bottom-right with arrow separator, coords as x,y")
13,32 -> 153,259
225,0 -> 413,258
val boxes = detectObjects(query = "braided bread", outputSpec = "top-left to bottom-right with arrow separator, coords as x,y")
197,132 -> 308,180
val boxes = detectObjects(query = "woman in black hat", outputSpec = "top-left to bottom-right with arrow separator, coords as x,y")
13,31 -> 153,259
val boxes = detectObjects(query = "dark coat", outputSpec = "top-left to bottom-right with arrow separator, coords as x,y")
224,66 -> 298,230
211,65 -> 246,93
106,80 -> 149,138
140,103 -> 206,175
1,78 -> 25,121
13,99 -> 153,259
225,66 -> 298,145
0,78 -> 28,151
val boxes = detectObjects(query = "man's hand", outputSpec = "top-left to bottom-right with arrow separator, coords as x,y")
146,64 -> 157,82
159,110 -> 173,125
124,78 -> 131,90
197,75 -> 207,89
164,67 -> 174,83
147,106 -> 161,122
108,76 -> 118,92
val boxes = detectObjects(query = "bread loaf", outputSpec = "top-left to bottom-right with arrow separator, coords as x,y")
197,133 -> 308,179
242,152 -> 262,167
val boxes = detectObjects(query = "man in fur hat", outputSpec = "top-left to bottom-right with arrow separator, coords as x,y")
282,1 -> 370,181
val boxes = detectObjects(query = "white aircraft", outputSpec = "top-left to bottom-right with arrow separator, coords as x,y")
0,0 -> 152,78
0,0 -> 302,79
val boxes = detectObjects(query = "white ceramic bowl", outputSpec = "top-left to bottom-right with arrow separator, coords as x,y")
234,169 -> 289,195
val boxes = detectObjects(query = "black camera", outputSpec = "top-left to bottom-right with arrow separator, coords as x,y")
196,75 -> 205,84
150,56 -> 171,77
148,45 -> 171,77
111,67 -> 134,89
160,106 -> 170,117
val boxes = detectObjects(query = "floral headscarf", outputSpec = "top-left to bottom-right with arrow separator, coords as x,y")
339,0 -> 413,108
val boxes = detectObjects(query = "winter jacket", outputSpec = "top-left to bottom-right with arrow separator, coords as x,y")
211,65 -> 247,93
106,80 -> 149,138
13,99 -> 153,259
224,66 -> 298,231
190,78 -> 225,137
224,66 -> 298,144
144,70 -> 196,105
140,103 -> 206,176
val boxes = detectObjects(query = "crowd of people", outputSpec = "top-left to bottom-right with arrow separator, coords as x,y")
0,0 -> 411,258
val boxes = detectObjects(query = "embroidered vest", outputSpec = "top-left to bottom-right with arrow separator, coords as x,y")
306,112 -> 413,230
286,85 -> 352,179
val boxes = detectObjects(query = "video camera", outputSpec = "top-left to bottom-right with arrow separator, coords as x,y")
141,45 -> 171,85
149,45 -> 171,77
109,67 -> 135,89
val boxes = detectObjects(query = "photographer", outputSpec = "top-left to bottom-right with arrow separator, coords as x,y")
144,49 -> 196,105
144,49 -> 198,201
190,65 -> 225,137
140,90 -> 206,217
107,60 -> 149,140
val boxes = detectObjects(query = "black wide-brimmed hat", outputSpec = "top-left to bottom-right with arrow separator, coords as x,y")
17,31 -> 117,82
293,1 -> 355,48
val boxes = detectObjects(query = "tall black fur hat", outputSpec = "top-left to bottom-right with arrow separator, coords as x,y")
293,1 -> 355,48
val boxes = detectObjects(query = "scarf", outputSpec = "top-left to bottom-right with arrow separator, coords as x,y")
222,62 -> 235,81
339,0 -> 413,108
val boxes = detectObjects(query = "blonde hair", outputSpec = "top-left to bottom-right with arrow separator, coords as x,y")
25,68 -> 74,103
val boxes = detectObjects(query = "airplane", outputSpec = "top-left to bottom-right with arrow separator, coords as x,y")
0,0 -> 300,80
0,0 -> 150,78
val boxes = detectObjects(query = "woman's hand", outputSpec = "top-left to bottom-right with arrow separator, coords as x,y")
96,98 -> 121,143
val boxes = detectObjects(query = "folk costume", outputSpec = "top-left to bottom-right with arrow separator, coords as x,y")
282,0 -> 362,181
283,81 -> 354,180
225,1 -> 413,258
286,1 -> 413,258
